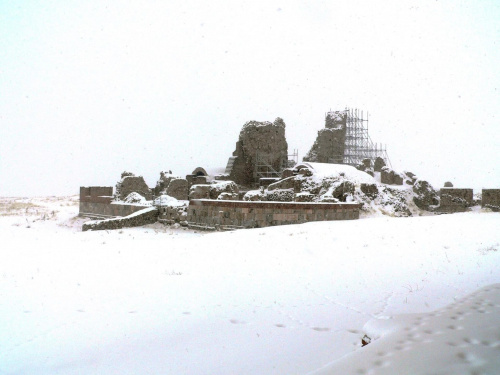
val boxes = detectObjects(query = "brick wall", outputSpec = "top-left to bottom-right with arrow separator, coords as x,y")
482,189 -> 500,211
187,199 -> 361,230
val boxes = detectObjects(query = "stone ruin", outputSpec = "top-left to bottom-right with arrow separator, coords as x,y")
237,162 -> 440,217
189,180 -> 239,201
115,172 -> 152,201
154,170 -> 189,200
303,111 -> 347,164
438,188 -> 473,213
80,108 -> 498,231
224,118 -> 288,186
186,167 -> 209,188
482,189 -> 500,211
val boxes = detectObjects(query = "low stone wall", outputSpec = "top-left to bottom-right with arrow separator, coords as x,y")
79,201 -> 149,219
187,199 -> 361,230
79,186 -> 150,218
438,188 -> 473,213
482,189 -> 500,211
82,207 -> 159,231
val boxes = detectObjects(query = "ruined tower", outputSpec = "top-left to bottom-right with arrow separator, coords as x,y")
225,118 -> 288,186
304,108 -> 391,168
303,110 -> 347,163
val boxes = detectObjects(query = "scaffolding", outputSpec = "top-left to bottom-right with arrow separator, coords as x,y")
254,149 -> 299,181
330,108 -> 391,168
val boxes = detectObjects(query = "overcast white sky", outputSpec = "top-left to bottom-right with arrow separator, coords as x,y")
1,0 -> 498,196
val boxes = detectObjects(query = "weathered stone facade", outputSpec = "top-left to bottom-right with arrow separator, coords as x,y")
116,174 -> 152,200
187,199 -> 361,230
438,188 -> 473,212
154,171 -> 179,195
227,118 -> 288,186
303,111 -> 347,164
413,180 -> 439,210
166,178 -> 189,200
482,189 -> 500,211
374,157 -> 386,172
186,167 -> 209,188
158,205 -> 188,224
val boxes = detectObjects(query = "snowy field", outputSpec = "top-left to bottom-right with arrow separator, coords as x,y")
1,196 -> 499,374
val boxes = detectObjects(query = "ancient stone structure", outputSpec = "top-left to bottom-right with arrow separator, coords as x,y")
381,167 -> 404,185
116,172 -> 152,201
186,167 -> 209,188
303,111 -> 347,164
482,189 -> 500,211
360,183 -> 379,199
444,181 -> 454,188
187,199 -> 361,230
82,207 -> 158,231
188,181 -> 239,200
166,178 -> 189,200
438,188 -> 473,213
158,205 -> 188,224
154,171 -> 179,195
79,186 -> 147,219
412,180 -> 439,210
189,185 -> 211,200
154,171 -> 189,200
225,118 -> 288,186
374,157 -> 386,172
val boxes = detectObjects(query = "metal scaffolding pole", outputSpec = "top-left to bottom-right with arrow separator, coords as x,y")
338,107 -> 391,168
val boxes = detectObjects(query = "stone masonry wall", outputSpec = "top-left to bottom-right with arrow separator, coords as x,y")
79,186 -> 148,218
187,199 -> 360,230
482,189 -> 500,211
82,207 -> 159,231
79,201 -> 149,218
438,188 -> 473,213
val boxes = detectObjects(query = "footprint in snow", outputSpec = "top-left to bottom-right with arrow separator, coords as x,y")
312,327 -> 330,332
229,319 -> 246,325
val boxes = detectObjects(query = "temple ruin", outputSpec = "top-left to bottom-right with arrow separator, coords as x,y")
79,109 -> 498,231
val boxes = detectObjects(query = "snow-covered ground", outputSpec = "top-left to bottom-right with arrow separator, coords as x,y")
1,196 -> 499,374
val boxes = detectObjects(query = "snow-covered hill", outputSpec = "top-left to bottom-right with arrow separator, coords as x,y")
1,196 -> 499,374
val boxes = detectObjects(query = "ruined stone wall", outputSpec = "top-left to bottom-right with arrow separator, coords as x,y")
438,188 -> 473,213
79,201 -> 148,219
228,118 -> 288,186
79,186 -> 150,218
80,186 -> 113,201
82,207 -> 159,231
187,200 -> 360,230
303,111 -> 347,163
118,176 -> 152,200
482,189 -> 500,211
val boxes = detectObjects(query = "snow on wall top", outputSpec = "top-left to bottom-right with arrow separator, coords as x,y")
241,117 -> 286,131
297,162 -> 376,184
326,110 -> 347,122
